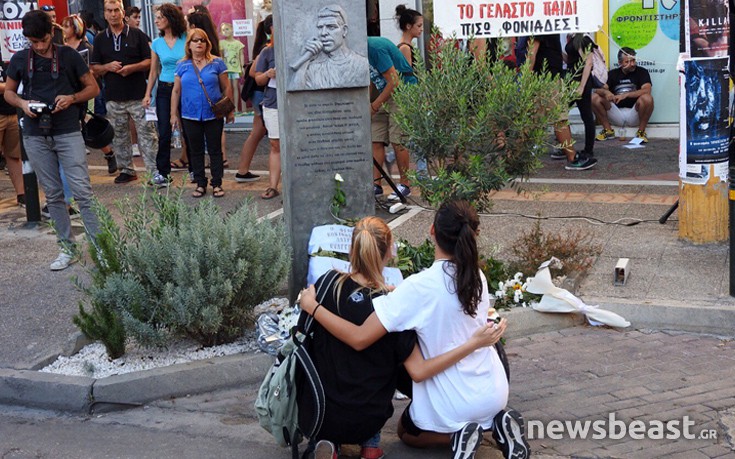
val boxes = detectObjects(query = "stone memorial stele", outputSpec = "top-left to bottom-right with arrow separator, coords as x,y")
273,0 -> 373,300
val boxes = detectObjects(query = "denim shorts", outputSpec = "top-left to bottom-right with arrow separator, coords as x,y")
252,90 -> 265,116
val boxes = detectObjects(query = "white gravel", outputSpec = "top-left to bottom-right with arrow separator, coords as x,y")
41,297 -> 293,379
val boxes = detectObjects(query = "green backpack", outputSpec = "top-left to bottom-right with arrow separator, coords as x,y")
254,271 -> 338,457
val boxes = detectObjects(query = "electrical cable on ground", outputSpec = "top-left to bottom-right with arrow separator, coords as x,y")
382,195 -> 677,227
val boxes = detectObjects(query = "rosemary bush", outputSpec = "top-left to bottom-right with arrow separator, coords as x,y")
74,187 -> 291,356
392,36 -> 578,211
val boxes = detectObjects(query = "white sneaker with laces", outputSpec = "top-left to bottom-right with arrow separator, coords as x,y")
50,252 -> 75,271
388,184 -> 411,201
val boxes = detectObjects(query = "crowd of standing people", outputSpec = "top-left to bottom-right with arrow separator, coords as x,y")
0,0 -> 239,270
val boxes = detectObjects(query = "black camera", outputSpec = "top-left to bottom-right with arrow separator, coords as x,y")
28,102 -> 55,132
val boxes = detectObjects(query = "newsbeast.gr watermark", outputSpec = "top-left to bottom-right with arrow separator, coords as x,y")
528,414 -> 718,440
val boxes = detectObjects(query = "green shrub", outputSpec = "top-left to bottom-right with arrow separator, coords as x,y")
392,34 -> 577,211
74,187 -> 291,355
393,238 -> 436,277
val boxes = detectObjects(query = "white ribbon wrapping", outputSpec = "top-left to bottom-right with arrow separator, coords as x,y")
525,258 -> 630,328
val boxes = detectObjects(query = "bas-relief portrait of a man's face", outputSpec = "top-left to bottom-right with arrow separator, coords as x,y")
317,15 -> 346,53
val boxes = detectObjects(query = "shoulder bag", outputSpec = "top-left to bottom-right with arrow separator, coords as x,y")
191,61 -> 235,119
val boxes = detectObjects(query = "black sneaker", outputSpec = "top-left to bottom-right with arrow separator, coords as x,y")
114,172 -> 138,184
234,171 -> 260,182
374,184 -> 383,196
104,153 -> 117,174
565,154 -> 597,171
451,422 -> 483,459
549,149 -> 567,160
492,409 -> 530,459
17,194 -> 26,208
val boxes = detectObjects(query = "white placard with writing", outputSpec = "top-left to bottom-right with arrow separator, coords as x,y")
434,0 -> 603,38
307,256 -> 404,288
232,19 -> 253,37
308,224 -> 354,255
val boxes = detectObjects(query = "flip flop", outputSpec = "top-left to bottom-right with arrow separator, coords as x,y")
212,187 -> 225,198
261,187 -> 279,200
171,159 -> 188,170
192,186 -> 206,198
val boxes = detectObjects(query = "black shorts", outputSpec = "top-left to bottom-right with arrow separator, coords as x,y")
400,402 -> 430,437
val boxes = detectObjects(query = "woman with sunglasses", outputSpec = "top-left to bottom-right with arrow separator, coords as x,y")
171,30 -> 233,198
143,3 -> 187,186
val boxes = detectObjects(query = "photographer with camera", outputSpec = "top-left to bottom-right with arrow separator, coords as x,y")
4,10 -> 101,271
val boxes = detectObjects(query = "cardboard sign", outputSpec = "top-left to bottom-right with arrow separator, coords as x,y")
232,19 -> 253,37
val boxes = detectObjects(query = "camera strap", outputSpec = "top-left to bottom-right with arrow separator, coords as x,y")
25,44 -> 59,99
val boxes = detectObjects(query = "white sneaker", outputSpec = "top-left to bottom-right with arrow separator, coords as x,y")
132,144 -> 141,157
50,252 -> 75,271
151,173 -> 169,188
388,184 -> 411,201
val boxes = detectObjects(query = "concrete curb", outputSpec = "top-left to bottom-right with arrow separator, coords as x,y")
0,353 -> 273,414
593,298 -> 735,337
0,308 -> 576,414
1,301 -> 733,414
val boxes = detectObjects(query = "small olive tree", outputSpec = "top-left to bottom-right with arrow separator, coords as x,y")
392,36 -> 578,210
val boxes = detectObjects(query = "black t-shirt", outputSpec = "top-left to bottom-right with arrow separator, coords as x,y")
306,271 -> 416,444
607,66 -> 652,109
6,45 -> 89,135
532,34 -> 563,77
90,26 -> 151,101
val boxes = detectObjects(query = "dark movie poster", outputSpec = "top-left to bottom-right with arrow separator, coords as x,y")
683,57 -> 730,163
688,0 -> 730,57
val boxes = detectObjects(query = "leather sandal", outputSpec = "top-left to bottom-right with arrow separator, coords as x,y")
212,186 -> 225,198
192,186 -> 206,198
261,187 -> 279,200
170,159 -> 188,170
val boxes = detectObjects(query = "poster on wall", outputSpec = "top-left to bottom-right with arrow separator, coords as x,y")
608,0 -> 680,124
686,0 -> 729,57
0,0 -> 35,62
679,57 -> 730,184
433,0 -> 604,38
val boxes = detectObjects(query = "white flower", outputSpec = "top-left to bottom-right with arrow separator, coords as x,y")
513,272 -> 523,281
334,173 -> 344,182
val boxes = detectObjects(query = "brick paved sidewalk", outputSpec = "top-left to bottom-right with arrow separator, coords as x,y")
509,326 -> 735,458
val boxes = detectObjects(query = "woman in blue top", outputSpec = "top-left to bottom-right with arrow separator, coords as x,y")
171,29 -> 233,198
143,3 -> 187,183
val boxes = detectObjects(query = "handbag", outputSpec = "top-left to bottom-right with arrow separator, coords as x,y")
192,61 -> 235,119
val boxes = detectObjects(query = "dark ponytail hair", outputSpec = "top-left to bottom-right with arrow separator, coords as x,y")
434,201 -> 482,317
395,4 -> 422,31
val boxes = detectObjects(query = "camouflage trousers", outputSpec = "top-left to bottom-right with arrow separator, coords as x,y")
106,100 -> 158,176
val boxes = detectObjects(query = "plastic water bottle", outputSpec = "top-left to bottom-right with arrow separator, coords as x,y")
172,128 -> 182,149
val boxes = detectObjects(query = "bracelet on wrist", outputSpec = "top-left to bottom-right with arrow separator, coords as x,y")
313,304 -> 322,317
